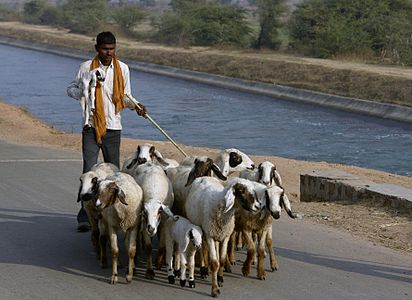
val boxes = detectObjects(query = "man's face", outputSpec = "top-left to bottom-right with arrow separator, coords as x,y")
95,43 -> 116,66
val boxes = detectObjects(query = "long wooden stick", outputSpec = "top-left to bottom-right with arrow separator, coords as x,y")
126,94 -> 188,157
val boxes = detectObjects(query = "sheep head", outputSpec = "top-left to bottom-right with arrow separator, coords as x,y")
225,182 -> 262,214
143,201 -> 173,237
185,158 -> 227,187
95,180 -> 127,209
77,172 -> 99,202
126,143 -> 156,169
218,149 -> 255,176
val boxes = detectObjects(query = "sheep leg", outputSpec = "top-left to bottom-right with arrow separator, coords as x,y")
125,226 -> 137,283
236,232 -> 243,250
207,238 -> 220,297
199,244 -> 209,279
165,238 -> 175,284
228,231 -> 236,265
179,253 -> 187,287
218,237 -> 230,286
187,247 -> 197,288
143,232 -> 155,279
99,221 -> 108,269
252,232 -> 257,265
257,230 -> 267,280
156,226 -> 166,270
266,226 -> 278,271
109,230 -> 119,284
241,231 -> 255,277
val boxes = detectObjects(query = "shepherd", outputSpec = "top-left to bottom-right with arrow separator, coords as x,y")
67,31 -> 147,232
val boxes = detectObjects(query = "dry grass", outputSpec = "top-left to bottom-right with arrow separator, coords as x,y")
0,21 -> 411,107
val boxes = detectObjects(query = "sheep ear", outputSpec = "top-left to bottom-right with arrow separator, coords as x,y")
76,182 -> 82,203
224,187 -> 236,213
126,157 -> 138,170
91,177 -> 99,194
149,146 -> 156,160
212,163 -> 227,181
153,150 -> 168,166
273,169 -> 283,187
229,152 -> 242,168
160,204 -> 174,218
108,182 -> 127,205
281,193 -> 296,219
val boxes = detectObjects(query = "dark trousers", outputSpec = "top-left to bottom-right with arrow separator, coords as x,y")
77,126 -> 121,223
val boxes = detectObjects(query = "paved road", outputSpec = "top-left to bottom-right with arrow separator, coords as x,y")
0,140 -> 411,299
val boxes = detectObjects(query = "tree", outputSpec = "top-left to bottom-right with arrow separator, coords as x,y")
61,0 -> 108,34
288,0 -> 412,65
111,4 -> 146,33
155,0 -> 252,47
254,0 -> 288,49
23,0 -> 47,24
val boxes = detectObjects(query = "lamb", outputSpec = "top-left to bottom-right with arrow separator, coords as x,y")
131,162 -> 175,279
77,162 -> 119,261
95,172 -> 144,284
79,68 -> 105,125
122,143 -> 178,174
185,177 -> 263,297
164,214 -> 203,288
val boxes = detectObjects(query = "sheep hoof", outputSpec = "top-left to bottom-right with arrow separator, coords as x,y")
217,275 -> 224,287
110,275 -> 118,284
258,275 -> 266,280
188,280 -> 195,288
168,275 -> 175,284
180,279 -> 186,287
145,269 -> 155,280
224,264 -> 232,273
126,274 -> 133,283
271,265 -> 278,272
200,267 -> 209,279
174,269 -> 181,278
211,287 -> 221,298
241,266 -> 250,277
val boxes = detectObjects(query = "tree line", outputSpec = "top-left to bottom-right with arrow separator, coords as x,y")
1,0 -> 411,65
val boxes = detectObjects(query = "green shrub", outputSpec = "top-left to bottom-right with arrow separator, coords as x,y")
61,0 -> 108,34
0,4 -> 20,21
23,0 -> 47,24
111,4 -> 147,33
155,1 -> 252,47
288,0 -> 412,65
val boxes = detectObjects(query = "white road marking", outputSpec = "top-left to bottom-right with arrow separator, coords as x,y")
0,159 -> 82,163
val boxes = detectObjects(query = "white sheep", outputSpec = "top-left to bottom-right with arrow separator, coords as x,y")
79,68 -> 105,125
131,162 -> 175,279
240,161 -> 283,187
77,162 -> 119,261
185,177 -> 263,297
164,214 -> 203,288
95,172 -> 144,284
122,143 -> 178,174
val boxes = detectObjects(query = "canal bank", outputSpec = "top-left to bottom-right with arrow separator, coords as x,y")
1,36 -> 412,124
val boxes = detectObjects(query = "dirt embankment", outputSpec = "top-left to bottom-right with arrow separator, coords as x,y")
0,101 -> 411,255
0,21 -> 412,107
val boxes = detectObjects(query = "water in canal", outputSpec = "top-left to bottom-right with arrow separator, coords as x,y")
0,44 -> 411,176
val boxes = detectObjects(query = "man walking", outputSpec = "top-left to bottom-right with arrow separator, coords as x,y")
67,31 -> 146,231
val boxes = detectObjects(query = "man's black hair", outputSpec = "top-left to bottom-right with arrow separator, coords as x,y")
96,32 -> 116,45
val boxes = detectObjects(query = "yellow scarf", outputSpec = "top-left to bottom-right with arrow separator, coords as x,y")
90,55 -> 126,144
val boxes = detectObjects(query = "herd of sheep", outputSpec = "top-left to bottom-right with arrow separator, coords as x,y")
77,143 -> 296,297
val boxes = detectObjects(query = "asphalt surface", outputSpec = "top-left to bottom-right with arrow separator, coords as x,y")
0,140 -> 411,300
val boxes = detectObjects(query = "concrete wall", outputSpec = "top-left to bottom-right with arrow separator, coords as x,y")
300,170 -> 412,214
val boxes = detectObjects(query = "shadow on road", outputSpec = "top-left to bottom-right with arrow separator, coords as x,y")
277,247 -> 412,284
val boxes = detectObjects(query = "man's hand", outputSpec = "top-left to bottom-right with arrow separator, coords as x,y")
135,103 -> 148,118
